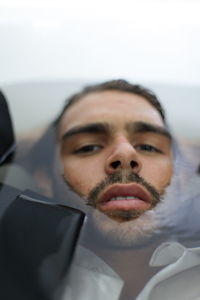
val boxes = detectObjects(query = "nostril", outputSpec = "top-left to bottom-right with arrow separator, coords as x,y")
130,160 -> 138,168
111,160 -> 121,169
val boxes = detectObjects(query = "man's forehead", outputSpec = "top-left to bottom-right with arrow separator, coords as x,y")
59,90 -> 164,132
65,90 -> 154,111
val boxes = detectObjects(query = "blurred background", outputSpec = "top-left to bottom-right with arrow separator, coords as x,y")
0,0 -> 200,142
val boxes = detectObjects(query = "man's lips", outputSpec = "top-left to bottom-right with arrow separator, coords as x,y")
97,183 -> 152,212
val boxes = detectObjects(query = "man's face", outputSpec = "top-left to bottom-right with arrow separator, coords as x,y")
57,91 -> 173,246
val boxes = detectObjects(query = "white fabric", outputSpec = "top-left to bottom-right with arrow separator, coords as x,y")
61,242 -> 200,300
136,242 -> 200,300
61,246 -> 123,300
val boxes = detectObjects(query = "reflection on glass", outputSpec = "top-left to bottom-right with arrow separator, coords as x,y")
1,80 -> 200,300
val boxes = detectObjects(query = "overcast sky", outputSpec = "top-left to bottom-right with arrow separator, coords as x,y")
0,0 -> 200,86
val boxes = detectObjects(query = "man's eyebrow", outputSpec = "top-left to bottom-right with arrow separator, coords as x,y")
61,122 -> 110,142
128,121 -> 172,140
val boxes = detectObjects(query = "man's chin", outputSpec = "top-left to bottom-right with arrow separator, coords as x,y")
84,208 -> 160,249
98,208 -> 150,223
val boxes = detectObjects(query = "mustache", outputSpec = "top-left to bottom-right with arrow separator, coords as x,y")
86,170 -> 160,208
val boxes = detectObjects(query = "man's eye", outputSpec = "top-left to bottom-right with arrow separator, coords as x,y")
73,145 -> 102,154
136,144 -> 162,153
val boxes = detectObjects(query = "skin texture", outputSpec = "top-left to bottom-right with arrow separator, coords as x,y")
56,90 -> 173,246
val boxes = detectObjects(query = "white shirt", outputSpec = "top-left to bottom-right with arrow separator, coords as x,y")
60,242 -> 200,300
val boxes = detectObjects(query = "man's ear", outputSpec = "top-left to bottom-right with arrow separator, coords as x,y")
33,168 -> 53,198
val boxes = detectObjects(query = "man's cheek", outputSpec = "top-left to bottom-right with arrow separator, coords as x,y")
151,171 -> 172,191
140,169 -> 171,192
63,169 -> 89,197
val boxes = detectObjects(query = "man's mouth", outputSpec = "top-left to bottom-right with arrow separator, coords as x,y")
97,183 -> 152,212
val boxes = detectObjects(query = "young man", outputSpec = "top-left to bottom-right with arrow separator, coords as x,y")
45,79 -> 173,299
53,79 -> 173,246
27,80 -> 200,300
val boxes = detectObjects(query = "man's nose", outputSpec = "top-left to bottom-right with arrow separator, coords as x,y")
105,138 -> 142,175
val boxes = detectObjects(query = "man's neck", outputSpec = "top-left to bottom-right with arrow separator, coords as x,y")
81,234 -> 164,299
